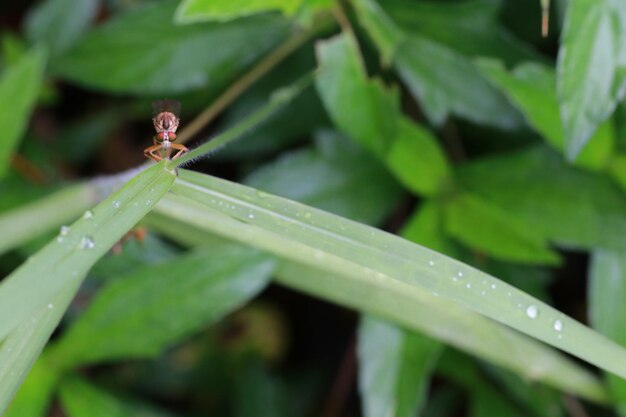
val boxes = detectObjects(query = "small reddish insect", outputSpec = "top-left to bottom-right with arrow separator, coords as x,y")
144,99 -> 189,162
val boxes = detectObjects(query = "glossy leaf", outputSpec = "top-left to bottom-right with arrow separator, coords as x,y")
352,0 -> 523,129
244,131 -> 402,225
384,118 -> 451,196
459,146 -> 626,252
53,1 -> 288,94
59,376 -> 175,417
25,0 -> 99,55
557,0 -> 626,160
0,163 -> 176,413
315,33 -> 451,196
315,34 -> 398,156
176,0 -> 303,23
394,36 -> 521,128
48,245 -> 273,369
0,46 -> 46,178
478,59 -> 614,170
357,317 -> 441,417
444,193 -> 560,265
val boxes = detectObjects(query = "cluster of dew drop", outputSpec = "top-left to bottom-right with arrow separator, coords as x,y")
428,258 -> 566,340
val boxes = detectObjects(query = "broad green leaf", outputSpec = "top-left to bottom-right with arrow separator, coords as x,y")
315,34 -> 398,156
590,250 -> 626,415
48,245 -> 273,369
59,376 -> 175,417
459,146 -> 626,252
478,59 -> 614,170
53,1 -> 288,94
379,0 -> 538,65
5,354 -> 58,417
384,117 -> 451,196
0,163 -> 175,413
444,193 -> 560,265
315,34 -> 451,196
176,0 -> 303,23
394,36 -> 522,129
557,0 -> 626,160
0,46 -> 46,178
352,0 -> 523,129
25,0 -> 99,55
357,317 -> 441,417
0,183 -> 96,256
149,169 -> 616,400
244,131 -> 402,225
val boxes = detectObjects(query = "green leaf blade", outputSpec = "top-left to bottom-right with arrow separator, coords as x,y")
0,46 -> 47,178
53,1 -> 288,94
357,317 -> 441,417
49,245 -> 273,369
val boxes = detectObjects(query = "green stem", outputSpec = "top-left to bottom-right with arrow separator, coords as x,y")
171,73 -> 314,168
177,15 -> 331,145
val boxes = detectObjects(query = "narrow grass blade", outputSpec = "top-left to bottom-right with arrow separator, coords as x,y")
147,171 -> 611,401
0,163 -> 176,412
0,183 -> 96,256
0,283 -> 76,415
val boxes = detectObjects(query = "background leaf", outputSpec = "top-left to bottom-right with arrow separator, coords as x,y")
176,0 -> 303,23
590,250 -> 626,415
557,0 -> 626,159
48,244 -> 273,369
459,146 -> 626,251
0,46 -> 46,179
357,317 -> 441,417
25,0 -> 100,55
244,131 -> 402,225
59,376 -> 176,417
53,1 -> 289,94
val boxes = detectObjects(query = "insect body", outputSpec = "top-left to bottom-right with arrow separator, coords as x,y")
144,99 -> 189,162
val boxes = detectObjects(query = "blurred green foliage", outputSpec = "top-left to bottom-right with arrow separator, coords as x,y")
2,0 -> 626,416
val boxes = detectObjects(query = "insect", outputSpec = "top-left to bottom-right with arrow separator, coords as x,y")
144,99 -> 189,162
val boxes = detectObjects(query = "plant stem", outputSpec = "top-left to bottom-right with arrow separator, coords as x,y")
171,73 -> 314,168
177,17 -> 329,145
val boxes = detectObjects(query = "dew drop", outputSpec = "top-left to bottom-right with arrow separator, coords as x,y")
491,284 -> 497,289
526,305 -> 539,319
113,200 -> 121,209
481,291 -> 486,295
452,276 -> 459,282
553,319 -> 563,332
83,210 -> 94,219
56,236 -> 64,243
429,260 -> 435,266
304,212 -> 312,219
248,213 -> 255,220
59,225 -> 70,236
466,283 -> 472,289
47,303 -> 53,309
458,271 -> 464,278
79,236 -> 95,250
145,199 -> 153,206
